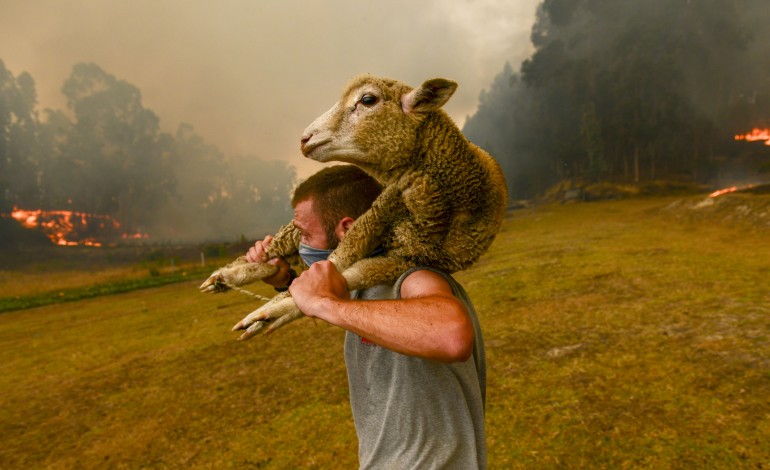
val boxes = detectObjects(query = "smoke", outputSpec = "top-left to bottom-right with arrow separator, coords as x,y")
0,0 -> 540,181
463,0 -> 770,199
1,60 -> 298,244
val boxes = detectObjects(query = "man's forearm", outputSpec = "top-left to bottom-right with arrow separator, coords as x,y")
312,295 -> 474,363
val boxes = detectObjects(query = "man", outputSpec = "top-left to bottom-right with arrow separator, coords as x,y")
247,165 -> 487,469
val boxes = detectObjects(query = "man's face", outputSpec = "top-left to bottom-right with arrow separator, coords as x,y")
293,198 -> 330,249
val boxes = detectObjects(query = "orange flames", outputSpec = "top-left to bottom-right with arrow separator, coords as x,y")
708,184 -> 757,198
734,128 -> 770,146
6,207 -> 148,246
709,186 -> 740,197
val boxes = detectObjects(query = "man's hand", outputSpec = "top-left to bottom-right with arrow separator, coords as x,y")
289,260 -> 349,319
246,236 -> 292,288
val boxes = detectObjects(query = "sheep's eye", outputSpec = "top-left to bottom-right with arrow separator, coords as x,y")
361,94 -> 378,106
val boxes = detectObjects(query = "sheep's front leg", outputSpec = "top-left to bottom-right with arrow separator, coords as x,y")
328,184 -> 404,271
199,222 -> 301,293
199,256 -> 279,293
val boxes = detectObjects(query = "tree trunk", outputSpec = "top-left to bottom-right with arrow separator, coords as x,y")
634,145 -> 640,183
650,146 -> 655,180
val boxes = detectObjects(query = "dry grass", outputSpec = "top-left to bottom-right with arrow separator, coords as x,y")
1,195 -> 769,468
463,195 -> 770,468
0,280 -> 356,468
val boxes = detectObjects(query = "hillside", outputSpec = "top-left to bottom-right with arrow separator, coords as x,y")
0,194 -> 768,468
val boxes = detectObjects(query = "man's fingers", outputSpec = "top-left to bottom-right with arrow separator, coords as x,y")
260,236 -> 273,260
244,236 -> 275,263
244,235 -> 280,264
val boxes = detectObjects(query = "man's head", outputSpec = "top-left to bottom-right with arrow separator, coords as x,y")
292,165 -> 382,249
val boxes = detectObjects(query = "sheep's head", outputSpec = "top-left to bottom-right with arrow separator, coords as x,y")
301,75 -> 458,178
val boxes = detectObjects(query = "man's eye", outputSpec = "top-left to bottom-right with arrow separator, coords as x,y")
361,94 -> 378,106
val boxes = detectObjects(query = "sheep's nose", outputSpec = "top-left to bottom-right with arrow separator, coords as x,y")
300,133 -> 311,148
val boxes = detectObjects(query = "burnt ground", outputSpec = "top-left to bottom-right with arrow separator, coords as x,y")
660,190 -> 770,231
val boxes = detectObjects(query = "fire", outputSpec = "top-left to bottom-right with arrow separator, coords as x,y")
708,184 -> 757,198
5,207 -> 148,246
709,186 -> 739,197
734,128 -> 770,146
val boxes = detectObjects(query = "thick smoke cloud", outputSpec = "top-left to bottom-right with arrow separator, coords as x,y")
0,0 -> 539,180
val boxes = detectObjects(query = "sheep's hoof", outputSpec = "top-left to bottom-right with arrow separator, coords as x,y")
199,272 -> 230,293
238,320 -> 270,340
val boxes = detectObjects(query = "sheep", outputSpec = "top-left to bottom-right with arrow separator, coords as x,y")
200,74 -> 508,340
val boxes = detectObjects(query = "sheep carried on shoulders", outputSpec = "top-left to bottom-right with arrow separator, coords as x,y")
200,74 -> 508,339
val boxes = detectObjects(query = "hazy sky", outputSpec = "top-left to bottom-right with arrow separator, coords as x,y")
0,0 -> 539,179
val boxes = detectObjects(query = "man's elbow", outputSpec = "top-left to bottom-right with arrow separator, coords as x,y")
440,304 -> 475,363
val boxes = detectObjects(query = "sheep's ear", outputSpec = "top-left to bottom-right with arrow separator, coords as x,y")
401,78 -> 458,114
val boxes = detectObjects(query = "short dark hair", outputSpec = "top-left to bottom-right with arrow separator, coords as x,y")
292,165 -> 382,248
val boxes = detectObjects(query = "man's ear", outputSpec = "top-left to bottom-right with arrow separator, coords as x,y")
336,216 -> 355,242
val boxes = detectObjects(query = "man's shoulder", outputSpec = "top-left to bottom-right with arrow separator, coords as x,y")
398,267 -> 458,300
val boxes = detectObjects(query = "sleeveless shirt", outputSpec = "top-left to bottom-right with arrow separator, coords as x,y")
345,267 -> 487,469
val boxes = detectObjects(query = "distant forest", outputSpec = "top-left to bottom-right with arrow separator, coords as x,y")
0,62 -> 295,242
463,0 -> 770,199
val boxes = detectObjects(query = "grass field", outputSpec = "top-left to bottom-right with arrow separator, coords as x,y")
1,195 -> 769,468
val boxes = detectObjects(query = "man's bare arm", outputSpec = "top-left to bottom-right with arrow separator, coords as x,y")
290,261 -> 474,363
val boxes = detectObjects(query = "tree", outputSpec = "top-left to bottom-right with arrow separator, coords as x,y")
2,59 -> 297,243
464,0 -> 770,198
55,63 -> 174,232
156,123 -> 295,242
0,60 -> 40,212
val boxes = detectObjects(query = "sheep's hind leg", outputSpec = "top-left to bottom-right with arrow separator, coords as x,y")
231,256 -> 414,341
232,291 -> 303,340
326,184 -> 404,272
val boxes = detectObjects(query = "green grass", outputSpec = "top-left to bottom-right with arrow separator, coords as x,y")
0,267 -> 213,313
1,195 -> 769,468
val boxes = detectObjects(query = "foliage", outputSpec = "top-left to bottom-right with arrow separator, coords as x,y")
0,60 -> 295,243
464,0 -> 770,199
0,61 -> 39,213
1,196 -> 769,468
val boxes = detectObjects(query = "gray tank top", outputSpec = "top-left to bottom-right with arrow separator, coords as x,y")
345,267 -> 487,469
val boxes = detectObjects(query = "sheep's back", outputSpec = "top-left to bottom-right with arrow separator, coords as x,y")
384,134 -> 507,273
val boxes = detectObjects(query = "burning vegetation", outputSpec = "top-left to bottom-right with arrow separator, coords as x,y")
3,208 -> 148,247
735,128 -> 770,146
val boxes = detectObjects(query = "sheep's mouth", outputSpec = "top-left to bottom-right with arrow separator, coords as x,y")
301,138 -> 330,156
301,138 -> 332,159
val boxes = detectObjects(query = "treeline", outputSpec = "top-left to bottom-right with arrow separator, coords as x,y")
0,61 -> 294,242
464,0 -> 770,199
